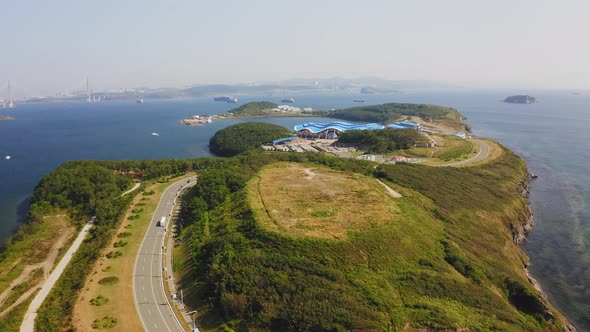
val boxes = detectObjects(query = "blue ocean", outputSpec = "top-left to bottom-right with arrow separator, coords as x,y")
0,90 -> 588,329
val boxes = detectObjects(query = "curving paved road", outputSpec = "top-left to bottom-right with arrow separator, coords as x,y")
440,139 -> 489,167
134,177 -> 196,332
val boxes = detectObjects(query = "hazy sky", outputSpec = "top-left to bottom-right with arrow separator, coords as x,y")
2,0 -> 590,96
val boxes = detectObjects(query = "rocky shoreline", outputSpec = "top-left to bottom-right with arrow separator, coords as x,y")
513,174 -> 535,244
514,173 -> 577,331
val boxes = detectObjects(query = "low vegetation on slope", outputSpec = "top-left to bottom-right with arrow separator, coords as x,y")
177,151 -> 567,331
432,135 -> 474,161
327,102 -> 463,125
337,128 -> 425,154
209,122 -> 292,157
229,101 -> 278,116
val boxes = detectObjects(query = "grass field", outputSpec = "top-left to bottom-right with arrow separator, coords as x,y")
0,214 -> 74,326
248,163 -> 402,239
72,173 -> 194,332
432,135 -> 475,161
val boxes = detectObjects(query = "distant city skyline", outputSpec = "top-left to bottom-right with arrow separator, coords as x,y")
2,0 -> 590,97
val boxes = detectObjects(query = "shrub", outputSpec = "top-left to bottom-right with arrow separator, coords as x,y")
113,240 -> 127,248
98,276 -> 119,286
105,251 -> 122,259
91,316 -> 117,329
90,296 -> 109,306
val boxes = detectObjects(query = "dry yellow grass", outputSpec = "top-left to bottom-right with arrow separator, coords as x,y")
247,163 -> 402,240
0,214 -> 74,319
72,173 -> 194,332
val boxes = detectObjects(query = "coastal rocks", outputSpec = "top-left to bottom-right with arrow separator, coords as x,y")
524,269 -> 577,331
511,175 -> 535,244
514,174 -> 577,331
504,95 -> 537,104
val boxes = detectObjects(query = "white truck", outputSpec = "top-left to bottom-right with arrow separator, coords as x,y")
156,217 -> 166,227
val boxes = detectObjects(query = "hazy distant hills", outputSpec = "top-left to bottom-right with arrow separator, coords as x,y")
21,78 -> 454,103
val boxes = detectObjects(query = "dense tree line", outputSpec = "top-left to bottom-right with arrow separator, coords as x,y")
1,158 -> 209,330
337,128 -> 424,153
327,102 -> 462,124
209,122 -> 292,157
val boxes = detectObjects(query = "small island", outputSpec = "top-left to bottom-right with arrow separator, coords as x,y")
182,101 -> 320,125
360,86 -> 397,94
504,95 -> 537,104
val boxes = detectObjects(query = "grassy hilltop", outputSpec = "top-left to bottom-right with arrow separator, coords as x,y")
176,149 -> 569,331
225,102 -> 464,131
229,101 -> 278,116
327,102 -> 463,126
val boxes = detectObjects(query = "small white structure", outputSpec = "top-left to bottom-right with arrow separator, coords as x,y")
277,105 -> 301,112
357,154 -> 376,161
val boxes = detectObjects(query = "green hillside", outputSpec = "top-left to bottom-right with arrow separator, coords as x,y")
229,101 -> 278,116
176,150 -> 568,331
327,102 -> 463,126
337,128 -> 425,154
209,122 -> 292,157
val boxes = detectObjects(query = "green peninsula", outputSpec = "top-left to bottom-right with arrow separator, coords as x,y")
230,101 -> 278,116
327,102 -> 463,129
175,147 -> 571,331
0,104 -> 573,332
219,101 -> 466,132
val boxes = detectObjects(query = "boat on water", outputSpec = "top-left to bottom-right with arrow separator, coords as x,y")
213,96 -> 238,103
151,132 -> 160,136
281,98 -> 295,103
353,99 -> 365,103
5,155 -> 11,160
136,98 -> 144,103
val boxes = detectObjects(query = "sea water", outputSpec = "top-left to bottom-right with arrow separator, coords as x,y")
0,90 -> 588,329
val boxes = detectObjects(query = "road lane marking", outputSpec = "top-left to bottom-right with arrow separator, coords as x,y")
134,178 -> 195,332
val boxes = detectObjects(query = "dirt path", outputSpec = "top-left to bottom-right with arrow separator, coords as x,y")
122,182 -> 141,196
0,223 -> 74,318
20,217 -> 95,332
376,179 -> 403,198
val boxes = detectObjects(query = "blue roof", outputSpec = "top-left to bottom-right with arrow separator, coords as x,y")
386,124 -> 406,129
391,121 -> 418,128
272,137 -> 296,144
294,122 -> 384,134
